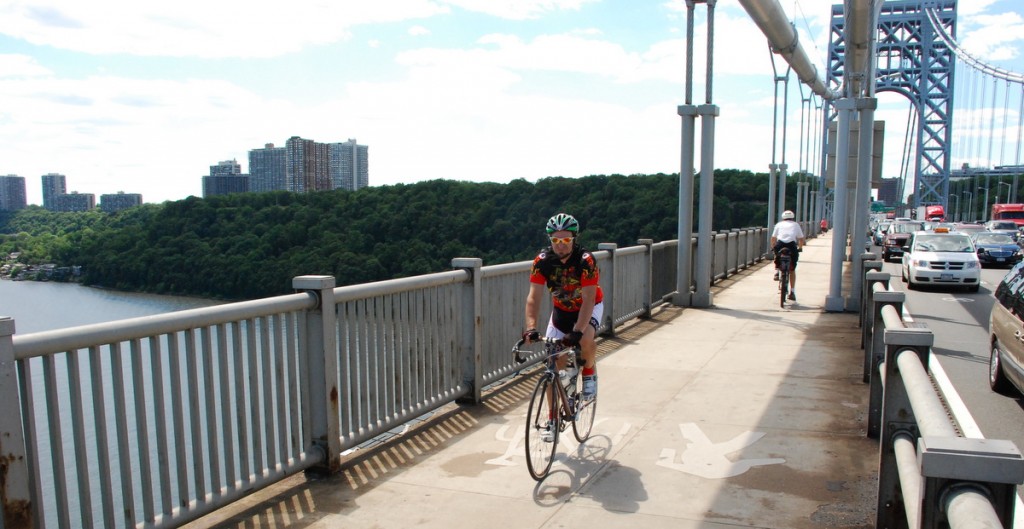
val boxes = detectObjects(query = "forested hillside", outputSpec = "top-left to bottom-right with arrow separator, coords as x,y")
0,170 -> 782,300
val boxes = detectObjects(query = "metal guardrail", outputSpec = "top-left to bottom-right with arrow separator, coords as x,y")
859,256 -> 1024,528
0,228 -> 768,529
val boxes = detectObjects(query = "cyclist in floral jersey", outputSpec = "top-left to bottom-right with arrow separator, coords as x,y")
523,213 -> 604,402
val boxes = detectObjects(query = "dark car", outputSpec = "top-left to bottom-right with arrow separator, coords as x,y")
882,221 -> 925,261
984,220 -> 1020,242
973,232 -> 1023,267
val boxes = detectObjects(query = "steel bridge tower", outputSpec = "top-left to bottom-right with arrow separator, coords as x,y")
825,0 -> 957,211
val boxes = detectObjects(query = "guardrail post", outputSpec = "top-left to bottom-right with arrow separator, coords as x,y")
868,289 -> 904,439
293,275 -> 341,474
877,328 -> 934,529
638,239 -> 654,319
861,257 -> 882,329
598,243 -> 617,336
0,317 -> 34,528
452,258 -> 483,404
918,436 -> 1024,528
861,268 -> 886,350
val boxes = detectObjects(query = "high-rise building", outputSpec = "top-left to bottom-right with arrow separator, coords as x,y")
41,173 -> 66,211
202,159 -> 249,197
877,177 -> 901,206
249,144 -> 287,193
210,159 -> 242,177
55,192 -> 95,212
99,192 -> 143,213
330,139 -> 369,191
0,175 -> 27,211
286,136 -> 330,193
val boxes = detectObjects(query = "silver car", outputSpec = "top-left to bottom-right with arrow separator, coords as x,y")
990,262 -> 1024,395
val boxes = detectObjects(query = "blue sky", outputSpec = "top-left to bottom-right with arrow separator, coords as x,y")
1,0 -> 1023,205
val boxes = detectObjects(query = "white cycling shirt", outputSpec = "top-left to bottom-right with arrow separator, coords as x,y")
772,220 -> 805,243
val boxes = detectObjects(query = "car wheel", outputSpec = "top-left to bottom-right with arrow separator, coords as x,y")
990,342 -> 1015,395
901,266 -> 908,283
968,285 -> 980,293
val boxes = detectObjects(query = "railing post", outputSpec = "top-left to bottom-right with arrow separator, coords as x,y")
598,243 -> 617,336
918,436 -> 1024,528
868,288 -> 904,437
877,328 -> 934,529
452,258 -> 483,404
860,266 -> 884,364
638,239 -> 654,319
0,317 -> 33,529
861,257 -> 882,328
292,275 -> 341,474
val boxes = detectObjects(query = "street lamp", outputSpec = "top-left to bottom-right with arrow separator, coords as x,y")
999,182 -> 1012,204
980,187 -> 989,221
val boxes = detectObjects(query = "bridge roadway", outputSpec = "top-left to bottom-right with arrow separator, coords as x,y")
187,231 -> 878,529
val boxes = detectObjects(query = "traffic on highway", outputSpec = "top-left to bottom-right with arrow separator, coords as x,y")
867,217 -> 1024,509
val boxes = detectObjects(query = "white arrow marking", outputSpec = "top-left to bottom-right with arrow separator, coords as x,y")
657,423 -> 785,478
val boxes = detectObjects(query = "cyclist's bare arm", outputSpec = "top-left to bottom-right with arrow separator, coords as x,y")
524,282 -> 545,343
575,285 -> 597,335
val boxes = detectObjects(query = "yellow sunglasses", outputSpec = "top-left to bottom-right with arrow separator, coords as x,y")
549,236 -> 574,245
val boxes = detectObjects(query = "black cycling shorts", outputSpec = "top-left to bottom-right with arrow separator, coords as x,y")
773,241 -> 799,270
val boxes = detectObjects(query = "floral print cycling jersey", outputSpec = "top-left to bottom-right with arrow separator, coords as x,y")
529,245 -> 604,312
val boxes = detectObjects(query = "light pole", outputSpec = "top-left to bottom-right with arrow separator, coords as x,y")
999,182 -> 1012,204
980,187 -> 989,221
951,194 -> 959,222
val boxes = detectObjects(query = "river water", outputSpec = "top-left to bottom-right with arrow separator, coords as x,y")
0,279 -> 220,334
0,280 -> 220,527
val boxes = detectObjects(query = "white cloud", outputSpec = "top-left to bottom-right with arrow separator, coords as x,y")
0,0 -> 451,58
959,12 -> 1024,62
441,0 -> 598,20
408,25 -> 431,36
0,54 -> 52,77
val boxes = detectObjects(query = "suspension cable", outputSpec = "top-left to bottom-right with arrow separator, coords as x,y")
925,7 -> 1024,84
1000,79 -> 1010,166
1018,86 -> 1024,167
975,73 -> 988,167
987,77 -> 998,168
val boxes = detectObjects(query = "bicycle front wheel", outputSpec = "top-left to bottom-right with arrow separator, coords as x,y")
525,375 -> 558,480
572,391 -> 596,442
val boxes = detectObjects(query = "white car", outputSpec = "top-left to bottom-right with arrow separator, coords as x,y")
900,231 -> 982,292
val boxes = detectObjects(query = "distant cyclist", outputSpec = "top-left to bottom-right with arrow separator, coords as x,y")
523,213 -> 603,404
771,210 -> 805,301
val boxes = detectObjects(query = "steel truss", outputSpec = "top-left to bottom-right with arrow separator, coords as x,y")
824,0 -> 957,210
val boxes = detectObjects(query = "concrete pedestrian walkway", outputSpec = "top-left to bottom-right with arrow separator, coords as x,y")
188,231 -> 878,529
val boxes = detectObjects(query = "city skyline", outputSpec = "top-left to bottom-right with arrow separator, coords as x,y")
1,1 -> 1023,206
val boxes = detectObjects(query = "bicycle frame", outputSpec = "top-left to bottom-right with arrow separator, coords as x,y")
514,337 -> 578,415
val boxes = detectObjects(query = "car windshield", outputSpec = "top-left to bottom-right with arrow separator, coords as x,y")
913,235 -> 974,252
974,233 -> 1016,245
989,222 -> 1017,230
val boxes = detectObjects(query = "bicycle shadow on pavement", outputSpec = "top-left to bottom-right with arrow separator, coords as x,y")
531,433 -> 648,513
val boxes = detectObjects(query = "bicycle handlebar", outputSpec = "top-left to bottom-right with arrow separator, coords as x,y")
512,336 -> 574,364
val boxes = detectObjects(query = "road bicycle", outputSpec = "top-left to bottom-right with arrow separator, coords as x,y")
512,335 -> 597,481
777,247 -> 793,308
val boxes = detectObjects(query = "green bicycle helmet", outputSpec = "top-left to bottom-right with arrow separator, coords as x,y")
545,213 -> 580,234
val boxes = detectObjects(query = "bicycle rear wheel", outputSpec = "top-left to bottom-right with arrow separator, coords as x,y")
525,375 -> 558,480
779,270 -> 789,308
572,389 -> 596,442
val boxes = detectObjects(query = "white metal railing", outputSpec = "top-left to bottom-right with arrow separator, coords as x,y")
0,229 -> 768,529
860,258 -> 1024,528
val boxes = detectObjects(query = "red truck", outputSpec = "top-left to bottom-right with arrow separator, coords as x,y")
915,204 -> 945,222
991,204 -> 1024,227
